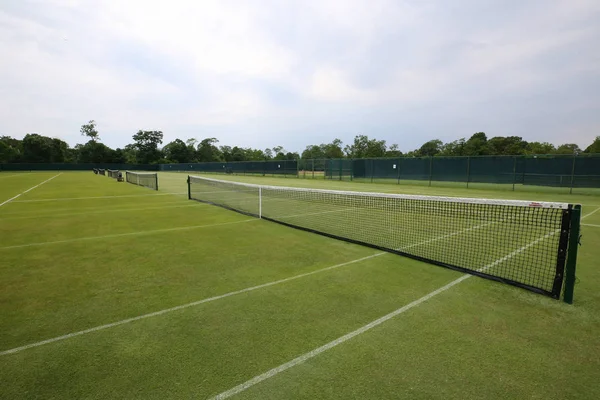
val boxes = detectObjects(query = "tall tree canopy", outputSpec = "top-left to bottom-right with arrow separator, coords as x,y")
133,130 -> 163,164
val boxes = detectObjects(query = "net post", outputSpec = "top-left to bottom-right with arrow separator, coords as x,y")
258,187 -> 262,219
370,159 -> 374,183
397,157 -> 401,185
563,204 -> 581,304
312,159 -> 314,179
569,155 -> 576,194
155,174 -> 158,191
187,176 -> 191,199
338,159 -> 342,181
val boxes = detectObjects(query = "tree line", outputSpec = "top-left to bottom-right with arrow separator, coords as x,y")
1,121 -> 599,165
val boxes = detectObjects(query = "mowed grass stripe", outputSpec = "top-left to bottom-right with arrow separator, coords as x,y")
0,173 -> 61,207
0,219 -> 256,250
0,202 -> 203,221
0,253 -> 382,356
12,192 -> 186,202
0,255 -> 457,399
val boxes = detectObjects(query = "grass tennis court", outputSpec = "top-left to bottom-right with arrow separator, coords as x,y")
1,171 -> 600,399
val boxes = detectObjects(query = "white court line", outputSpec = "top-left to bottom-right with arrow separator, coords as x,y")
209,207 -> 600,400
0,174 -> 21,179
12,192 -> 186,202
0,203 -> 203,221
0,219 -> 256,250
0,212 -> 493,356
0,174 -> 61,207
583,206 -> 600,219
582,223 -> 600,228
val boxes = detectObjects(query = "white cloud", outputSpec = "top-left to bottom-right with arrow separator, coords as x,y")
0,0 -> 598,152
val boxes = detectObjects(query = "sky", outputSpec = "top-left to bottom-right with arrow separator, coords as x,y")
0,0 -> 599,153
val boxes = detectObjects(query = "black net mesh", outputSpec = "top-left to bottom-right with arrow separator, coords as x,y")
126,171 -> 158,190
188,176 -> 575,299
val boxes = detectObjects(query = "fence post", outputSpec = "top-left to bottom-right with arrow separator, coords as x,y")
428,156 -> 433,187
512,156 -> 517,191
570,155 -> 576,194
466,156 -> 471,188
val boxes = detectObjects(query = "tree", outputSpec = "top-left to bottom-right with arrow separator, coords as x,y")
418,139 -> 443,157
323,139 -> 345,159
163,139 -> 191,163
284,152 -> 300,160
464,132 -> 488,156
344,135 -> 386,158
245,148 -> 266,161
80,120 -> 99,142
302,145 -> 325,160
272,146 -> 287,160
487,136 -> 528,155
264,148 -> 273,160
22,133 -> 54,162
132,130 -> 164,163
0,136 -> 22,163
76,141 -> 115,163
584,136 -> 600,153
439,138 -> 466,156
123,144 -> 138,163
112,148 -> 128,163
50,138 -> 69,162
555,143 -> 581,155
186,138 -> 199,162
385,143 -> 403,157
197,138 -> 222,162
526,142 -> 556,155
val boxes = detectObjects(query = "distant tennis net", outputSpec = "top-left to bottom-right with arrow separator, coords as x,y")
126,171 -> 158,190
187,175 -> 581,301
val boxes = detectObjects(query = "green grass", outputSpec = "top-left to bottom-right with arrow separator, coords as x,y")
1,171 -> 600,399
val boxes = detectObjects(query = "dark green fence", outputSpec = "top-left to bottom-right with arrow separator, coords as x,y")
160,160 -> 298,177
342,154 -> 600,192
0,163 -> 158,171
3,155 -> 599,193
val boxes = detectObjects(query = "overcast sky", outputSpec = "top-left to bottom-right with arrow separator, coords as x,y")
1,0 -> 599,153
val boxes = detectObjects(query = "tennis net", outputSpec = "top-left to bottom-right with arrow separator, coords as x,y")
187,175 -> 581,300
126,171 -> 158,190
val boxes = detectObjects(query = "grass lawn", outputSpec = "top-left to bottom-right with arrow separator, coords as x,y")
1,171 -> 599,399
